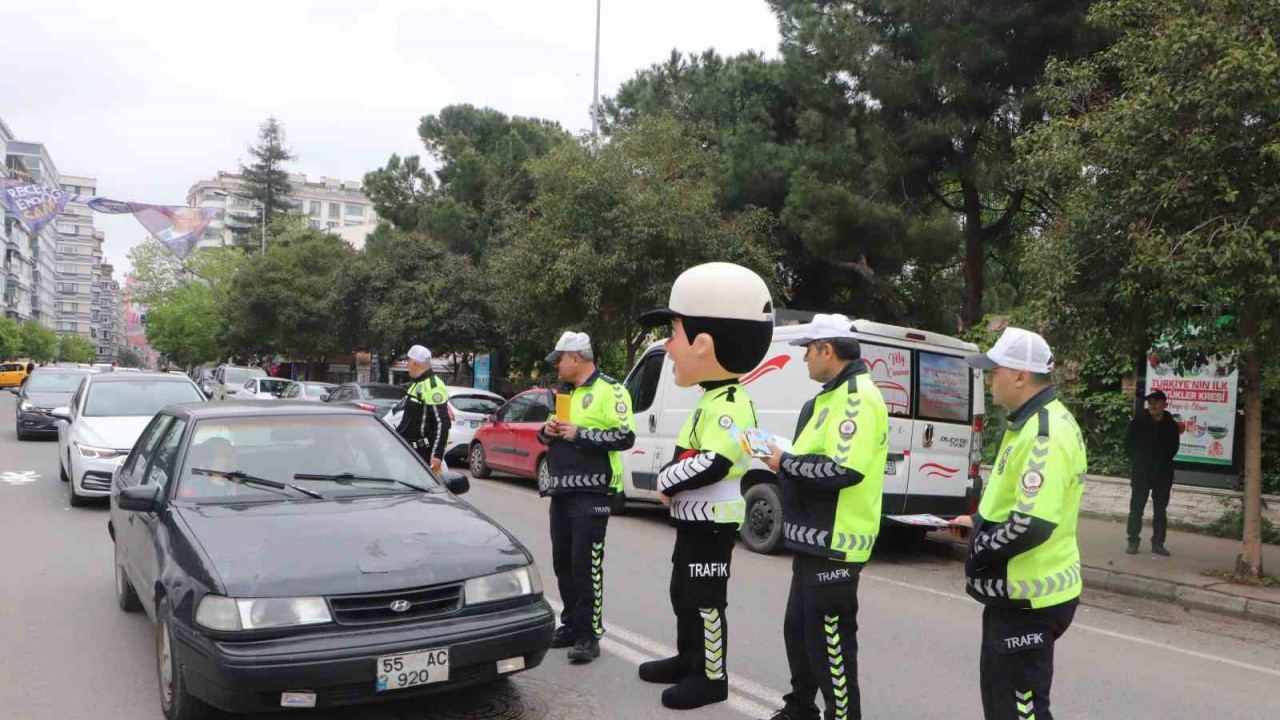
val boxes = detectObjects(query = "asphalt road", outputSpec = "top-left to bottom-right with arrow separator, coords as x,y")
1,391 -> 1277,720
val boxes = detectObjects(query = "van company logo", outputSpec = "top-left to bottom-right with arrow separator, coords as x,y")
742,355 -> 791,386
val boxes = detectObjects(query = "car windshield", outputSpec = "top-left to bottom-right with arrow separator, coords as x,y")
25,371 -> 86,392
83,381 -> 204,417
258,379 -> 293,393
452,395 -> 502,414
362,385 -> 404,400
175,415 -> 440,501
304,384 -> 334,397
224,368 -> 264,385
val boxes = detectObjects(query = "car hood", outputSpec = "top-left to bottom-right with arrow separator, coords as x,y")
174,494 -> 530,597
76,416 -> 154,450
23,391 -> 73,409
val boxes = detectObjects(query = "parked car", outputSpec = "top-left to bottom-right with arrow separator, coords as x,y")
54,373 -> 206,507
280,381 -> 336,402
107,402 -> 551,717
324,382 -> 405,418
384,387 -> 505,462
240,377 -> 296,400
211,365 -> 267,401
92,362 -> 115,373
12,367 -> 90,440
467,388 -> 555,486
0,361 -> 31,388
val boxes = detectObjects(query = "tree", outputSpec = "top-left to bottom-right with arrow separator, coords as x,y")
768,0 -> 1098,329
19,322 -> 57,363
221,219 -> 358,361
145,282 -> 223,368
488,116 -> 778,372
1019,0 -> 1280,577
126,240 -> 243,307
238,116 -> 296,243
117,347 -> 146,369
0,317 -> 20,360
57,334 -> 96,364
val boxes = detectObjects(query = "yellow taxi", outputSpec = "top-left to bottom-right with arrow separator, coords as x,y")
0,361 -> 31,388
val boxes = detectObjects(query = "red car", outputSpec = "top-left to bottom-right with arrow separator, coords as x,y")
468,388 -> 554,486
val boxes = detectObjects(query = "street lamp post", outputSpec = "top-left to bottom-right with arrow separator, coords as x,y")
591,0 -> 602,139
211,190 -> 265,254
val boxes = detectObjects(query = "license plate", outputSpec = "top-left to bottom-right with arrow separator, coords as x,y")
470,420 -> 482,428
376,647 -> 450,692
885,460 -> 897,475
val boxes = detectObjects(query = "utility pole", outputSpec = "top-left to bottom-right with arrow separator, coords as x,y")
591,0 -> 602,139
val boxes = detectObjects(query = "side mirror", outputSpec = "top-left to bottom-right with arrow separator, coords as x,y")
118,484 -> 161,512
485,414 -> 497,424
50,407 -> 71,422
442,471 -> 470,495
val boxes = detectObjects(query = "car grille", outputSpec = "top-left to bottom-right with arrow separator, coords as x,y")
81,471 -> 113,492
329,583 -> 464,627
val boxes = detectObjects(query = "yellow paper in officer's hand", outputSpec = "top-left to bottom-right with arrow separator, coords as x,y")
555,393 -> 572,421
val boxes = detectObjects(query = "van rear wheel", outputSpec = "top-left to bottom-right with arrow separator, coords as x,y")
740,483 -> 783,554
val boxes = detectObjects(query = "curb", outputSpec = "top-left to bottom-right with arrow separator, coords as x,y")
924,536 -> 1280,626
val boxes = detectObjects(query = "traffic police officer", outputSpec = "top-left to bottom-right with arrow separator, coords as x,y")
635,262 -> 775,710
952,327 -> 1086,720
538,331 -> 636,664
394,345 -> 451,474
761,314 -> 888,720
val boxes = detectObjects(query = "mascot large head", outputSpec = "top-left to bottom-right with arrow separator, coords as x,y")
638,262 -> 774,387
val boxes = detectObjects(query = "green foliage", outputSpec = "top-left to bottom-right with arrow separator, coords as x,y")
1204,507 -> 1280,546
239,116 -> 296,233
19,322 -> 57,363
57,335 -> 97,364
117,347 -> 146,369
487,116 -> 779,372
144,282 -> 223,368
0,317 -> 20,360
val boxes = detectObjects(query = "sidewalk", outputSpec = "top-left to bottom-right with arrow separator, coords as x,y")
1075,515 -> 1280,624
928,517 -> 1280,625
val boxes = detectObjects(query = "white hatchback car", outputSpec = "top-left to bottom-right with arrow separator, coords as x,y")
382,386 -> 505,462
241,377 -> 297,400
55,373 -> 206,507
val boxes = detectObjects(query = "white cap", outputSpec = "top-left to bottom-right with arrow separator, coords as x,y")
406,345 -> 432,363
966,327 -> 1054,374
545,331 -> 592,362
638,262 -> 773,326
788,313 -> 856,346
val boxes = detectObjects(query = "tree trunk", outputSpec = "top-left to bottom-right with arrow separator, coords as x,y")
1236,339 -> 1264,578
958,149 -> 985,332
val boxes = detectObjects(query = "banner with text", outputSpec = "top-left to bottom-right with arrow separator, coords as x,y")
0,181 -> 73,234
1146,355 -> 1238,466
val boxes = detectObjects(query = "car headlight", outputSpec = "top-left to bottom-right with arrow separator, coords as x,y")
195,595 -> 332,631
76,443 -> 123,460
464,564 -> 542,605
18,401 -> 34,412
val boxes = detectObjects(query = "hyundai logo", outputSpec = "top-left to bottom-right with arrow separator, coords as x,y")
389,600 -> 411,613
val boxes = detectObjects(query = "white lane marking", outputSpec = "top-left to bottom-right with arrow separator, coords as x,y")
547,598 -> 783,717
473,480 -> 1280,680
0,470 -> 41,485
862,573 -> 1280,679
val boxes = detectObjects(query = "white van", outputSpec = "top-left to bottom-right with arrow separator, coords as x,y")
619,319 -> 986,553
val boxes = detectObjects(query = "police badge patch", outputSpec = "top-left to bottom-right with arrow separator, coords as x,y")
432,392 -> 444,403
583,393 -> 594,409
718,415 -> 733,430
615,402 -> 627,414
1021,470 -> 1044,494
839,420 -> 857,440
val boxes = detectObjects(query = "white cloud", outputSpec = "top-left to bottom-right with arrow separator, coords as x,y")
0,0 -> 780,275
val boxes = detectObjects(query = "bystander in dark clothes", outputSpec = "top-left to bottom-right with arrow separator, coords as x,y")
1123,390 -> 1182,555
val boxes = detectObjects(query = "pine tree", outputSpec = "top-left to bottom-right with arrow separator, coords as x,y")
236,117 -> 296,248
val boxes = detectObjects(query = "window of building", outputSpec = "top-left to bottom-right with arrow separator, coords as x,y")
309,201 -> 321,216
56,222 -> 75,235
344,203 -> 364,218
328,203 -> 340,219
327,221 -> 340,229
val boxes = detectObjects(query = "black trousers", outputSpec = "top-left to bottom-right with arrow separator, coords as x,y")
980,601 -> 1077,720
782,554 -> 863,720
668,522 -> 736,681
1127,476 -> 1172,545
549,492 -> 612,640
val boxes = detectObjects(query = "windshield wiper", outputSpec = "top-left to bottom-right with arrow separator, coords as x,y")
191,468 -> 324,499
293,472 -> 425,492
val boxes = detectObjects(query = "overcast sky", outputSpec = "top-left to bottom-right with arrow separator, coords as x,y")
0,0 -> 781,278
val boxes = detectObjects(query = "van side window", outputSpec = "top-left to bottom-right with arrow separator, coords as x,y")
917,352 -> 972,423
861,343 -> 912,418
625,351 -> 665,413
